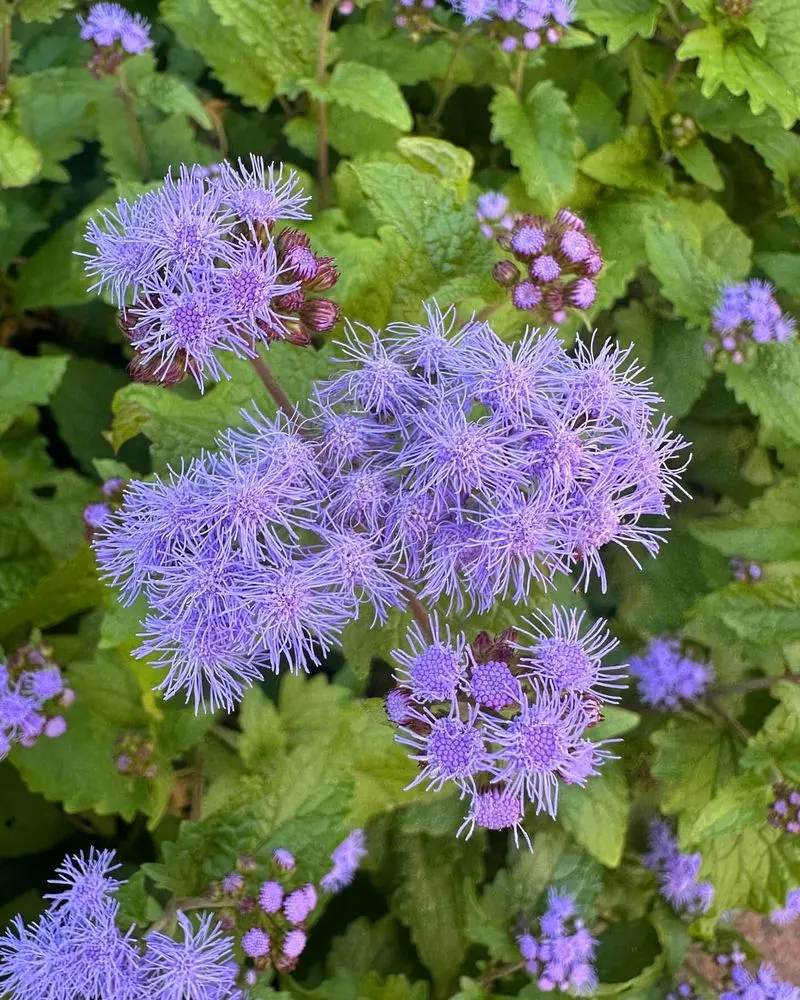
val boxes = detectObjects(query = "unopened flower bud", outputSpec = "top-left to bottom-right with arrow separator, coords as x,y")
275,289 -> 306,313
276,229 -> 311,256
493,260 -> 521,287
306,257 -> 339,292
128,353 -> 184,386
237,854 -> 257,872
301,298 -> 340,333
285,246 -> 319,281
59,688 -> 76,708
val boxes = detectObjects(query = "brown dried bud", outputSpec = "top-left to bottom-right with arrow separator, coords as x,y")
116,309 -> 137,342
239,895 -> 256,913
237,854 -> 257,872
283,323 -> 313,347
301,297 -> 340,333
218,910 -> 237,932
274,954 -> 299,974
493,260 -> 521,287
128,353 -> 185,386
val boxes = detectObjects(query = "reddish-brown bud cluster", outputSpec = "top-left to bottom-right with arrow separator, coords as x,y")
494,207 -> 604,326
470,628 -> 519,668
720,0 -> 751,15
114,731 -> 158,780
394,0 -> 438,42
270,228 -> 340,343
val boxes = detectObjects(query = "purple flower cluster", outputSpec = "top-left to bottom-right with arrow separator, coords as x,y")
643,819 -> 714,916
450,0 -> 575,50
0,642 -> 73,760
320,830 -> 367,891
768,782 -> 800,835
387,609 -> 623,840
0,849 -> 241,1000
518,888 -> 597,995
718,952 -> 800,1000
730,556 -> 762,583
628,638 -> 712,710
708,280 -> 796,364
78,2 -> 152,54
771,888 -> 800,925
667,982 -> 702,1000
476,191 -> 514,239
115,731 -> 159,779
96,303 -> 685,711
208,835 -> 363,981
83,158 -> 339,389
493,209 -> 605,324
83,476 -> 127,538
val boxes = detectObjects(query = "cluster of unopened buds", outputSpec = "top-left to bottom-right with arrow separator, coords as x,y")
730,557 -> 762,583
386,610 -> 623,843
719,0 -> 751,16
451,0 -> 575,51
667,113 -> 699,149
707,280 -> 796,363
84,157 -> 340,390
83,476 -> 127,539
115,731 -> 158,779
395,0 -> 437,37
0,641 -> 74,760
768,782 -> 800,835
78,2 -> 152,77
493,208 -> 604,323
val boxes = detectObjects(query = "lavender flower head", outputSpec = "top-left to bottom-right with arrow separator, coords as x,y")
771,888 -> 800,925
721,961 -> 800,1000
643,819 -> 714,917
78,3 -> 153,54
83,158 -> 339,389
0,643 -> 71,759
476,191 -> 514,239
143,912 -> 238,1000
449,0 -> 575,49
320,830 -> 367,892
388,610 -> 620,843
709,280 -> 796,364
629,638 -> 712,710
518,887 -> 598,995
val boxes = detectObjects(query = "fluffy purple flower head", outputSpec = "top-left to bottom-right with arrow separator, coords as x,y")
220,873 -> 244,895
477,191 -> 511,223
321,829 -> 367,892
258,881 -> 284,914
629,638 -> 712,710
513,281 -> 543,310
217,157 -> 311,226
84,501 -> 112,531
458,788 -> 527,844
384,301 -> 468,378
397,704 -> 490,797
468,660 -> 521,710
512,226 -> 547,257
273,848 -> 295,872
517,608 -> 625,702
711,280 -> 796,354
44,847 -> 123,920
283,885 -> 317,924
721,963 -> 800,1000
78,3 -> 153,53
771,888 -> 800,926
392,615 -> 466,704
283,928 -> 307,959
644,819 -> 714,917
520,887 -> 597,994
143,912 -> 237,1000
241,927 -> 270,958
22,666 -> 64,704
0,910 -> 74,1000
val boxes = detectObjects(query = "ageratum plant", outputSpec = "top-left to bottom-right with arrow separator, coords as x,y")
1,0 -> 800,997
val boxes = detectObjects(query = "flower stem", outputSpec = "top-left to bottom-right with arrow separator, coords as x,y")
512,47 -> 526,99
402,584 -> 433,641
431,35 -> 466,124
315,0 -> 337,209
249,352 -> 297,420
115,64 -> 150,181
0,17 -> 11,92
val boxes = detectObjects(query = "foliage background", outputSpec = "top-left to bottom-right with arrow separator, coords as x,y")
1,0 -> 800,994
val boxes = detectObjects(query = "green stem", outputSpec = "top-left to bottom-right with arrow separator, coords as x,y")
0,16 -> 12,91
249,352 -> 297,420
315,0 -> 337,209
431,35 -> 466,124
115,64 -> 150,181
403,585 -> 433,641
512,47 -> 526,99
709,674 -> 800,697
480,960 -> 526,988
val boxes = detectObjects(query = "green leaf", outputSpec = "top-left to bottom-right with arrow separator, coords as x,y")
323,61 -> 412,131
573,80 -> 623,152
390,833 -> 485,994
643,198 -> 752,327
587,193 -> 656,310
577,0 -> 660,53
207,0 -> 318,92
348,162 -> 493,321
125,55 -> 213,128
161,0 -> 276,110
0,349 -> 68,434
651,718 -> 738,817
675,138 -> 724,191
741,681 -> 800,782
0,763 -> 71,858
724,341 -> 800,448
396,137 -> 474,200
559,761 -> 630,868
684,775 -> 772,842
489,82 -> 578,216
340,606 -> 408,681
595,919 -> 663,991
685,578 -> 800,647
15,0 -> 76,21
755,252 -> 800,298
580,126 -> 670,191
0,118 -> 43,189
677,0 -> 800,128
689,478 -> 800,561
